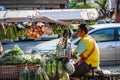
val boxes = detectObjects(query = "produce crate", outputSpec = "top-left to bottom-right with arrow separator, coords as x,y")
0,65 -> 18,80
0,64 -> 39,80
17,64 -> 39,72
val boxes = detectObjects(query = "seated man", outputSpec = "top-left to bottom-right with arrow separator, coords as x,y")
71,24 -> 100,80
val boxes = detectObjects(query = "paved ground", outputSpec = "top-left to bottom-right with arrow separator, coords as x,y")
2,40 -> 44,53
101,66 -> 120,73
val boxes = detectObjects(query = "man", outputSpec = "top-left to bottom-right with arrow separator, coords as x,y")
71,24 -> 100,80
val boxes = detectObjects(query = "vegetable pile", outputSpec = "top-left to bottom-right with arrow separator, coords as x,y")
0,45 -> 40,65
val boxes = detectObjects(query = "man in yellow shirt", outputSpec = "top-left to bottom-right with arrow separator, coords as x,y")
71,24 -> 100,80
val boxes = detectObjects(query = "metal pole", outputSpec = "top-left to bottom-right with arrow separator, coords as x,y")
116,0 -> 119,22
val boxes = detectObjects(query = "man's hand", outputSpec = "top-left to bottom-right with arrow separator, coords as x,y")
71,50 -> 77,58
71,50 -> 83,63
69,59 -> 76,64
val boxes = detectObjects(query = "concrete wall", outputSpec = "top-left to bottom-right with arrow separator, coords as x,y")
0,0 -> 68,9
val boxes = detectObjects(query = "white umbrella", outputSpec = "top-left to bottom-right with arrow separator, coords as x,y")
33,16 -> 76,27
0,11 -> 6,23
4,10 -> 35,22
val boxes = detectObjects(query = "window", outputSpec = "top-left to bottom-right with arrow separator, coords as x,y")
118,29 -> 120,40
105,21 -> 112,23
97,21 -> 102,24
90,29 -> 114,42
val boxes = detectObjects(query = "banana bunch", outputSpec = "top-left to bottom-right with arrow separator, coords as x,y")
17,28 -> 26,40
35,67 -> 49,80
57,61 -> 63,78
5,24 -> 19,41
46,61 -> 52,78
51,61 -> 57,78
51,24 -> 66,34
44,60 -> 63,79
0,23 -> 26,41
0,24 -> 5,41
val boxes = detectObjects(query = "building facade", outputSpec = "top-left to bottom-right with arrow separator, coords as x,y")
0,0 -> 69,10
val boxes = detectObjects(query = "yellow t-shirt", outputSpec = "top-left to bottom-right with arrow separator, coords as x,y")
76,34 -> 100,67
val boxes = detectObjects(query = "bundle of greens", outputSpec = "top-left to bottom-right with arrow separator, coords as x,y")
2,45 -> 24,58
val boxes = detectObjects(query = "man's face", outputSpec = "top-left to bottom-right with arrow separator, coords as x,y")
77,28 -> 83,37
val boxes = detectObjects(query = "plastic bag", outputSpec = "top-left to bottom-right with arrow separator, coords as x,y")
19,64 -> 31,80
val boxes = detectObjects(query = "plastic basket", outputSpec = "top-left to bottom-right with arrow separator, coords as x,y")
0,64 -> 39,80
0,65 -> 18,80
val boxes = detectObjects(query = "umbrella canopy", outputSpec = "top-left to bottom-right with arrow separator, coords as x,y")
35,9 -> 83,20
33,16 -> 73,26
0,11 -> 6,19
4,10 -> 36,22
1,9 -> 99,23
0,11 -> 6,23
35,9 -> 99,20
33,9 -> 99,26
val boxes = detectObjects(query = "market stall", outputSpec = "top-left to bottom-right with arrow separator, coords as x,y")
0,45 -> 40,80
0,9 -> 120,80
0,16 -> 74,80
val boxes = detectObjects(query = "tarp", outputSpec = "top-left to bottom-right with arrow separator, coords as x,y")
35,9 -> 99,20
0,11 -> 6,23
0,9 -> 99,24
33,9 -> 99,25
4,10 -> 36,22
0,11 -> 6,19
35,9 -> 83,20
32,16 -> 73,26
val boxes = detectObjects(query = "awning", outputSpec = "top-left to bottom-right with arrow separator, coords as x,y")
0,11 -> 6,23
0,9 -> 99,23
33,9 -> 99,25
35,9 -> 83,20
4,10 -> 35,22
33,16 -> 72,26
35,9 -> 99,20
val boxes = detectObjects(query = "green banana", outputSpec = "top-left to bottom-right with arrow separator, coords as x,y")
39,69 -> 44,80
57,61 -> 63,78
52,61 -> 57,78
47,61 -> 52,78
42,69 -> 49,80
35,67 -> 44,80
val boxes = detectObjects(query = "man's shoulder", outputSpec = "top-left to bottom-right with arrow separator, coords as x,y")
82,37 -> 92,45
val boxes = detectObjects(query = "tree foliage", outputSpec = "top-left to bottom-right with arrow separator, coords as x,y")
71,2 -> 96,9
94,0 -> 110,18
68,1 -> 76,8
